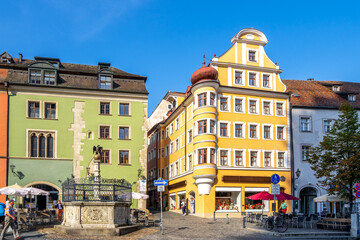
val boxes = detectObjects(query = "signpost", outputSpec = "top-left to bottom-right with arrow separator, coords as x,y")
271,174 -> 280,231
155,178 -> 168,234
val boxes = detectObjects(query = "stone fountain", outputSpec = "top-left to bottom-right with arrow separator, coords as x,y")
55,146 -> 137,236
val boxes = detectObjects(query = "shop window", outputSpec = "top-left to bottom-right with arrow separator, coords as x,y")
245,190 -> 269,211
215,191 -> 241,212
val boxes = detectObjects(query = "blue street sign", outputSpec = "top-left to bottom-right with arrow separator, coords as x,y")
271,174 -> 280,184
154,180 -> 168,186
356,191 -> 360,199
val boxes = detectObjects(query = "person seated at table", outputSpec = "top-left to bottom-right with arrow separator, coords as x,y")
278,200 -> 287,214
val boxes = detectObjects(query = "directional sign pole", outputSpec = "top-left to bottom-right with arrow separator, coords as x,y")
160,189 -> 163,234
274,194 -> 277,232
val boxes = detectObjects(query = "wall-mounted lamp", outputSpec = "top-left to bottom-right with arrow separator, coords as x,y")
137,169 -> 142,178
9,164 -> 21,178
295,169 -> 301,179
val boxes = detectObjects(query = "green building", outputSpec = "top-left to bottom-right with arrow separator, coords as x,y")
0,53 -> 148,209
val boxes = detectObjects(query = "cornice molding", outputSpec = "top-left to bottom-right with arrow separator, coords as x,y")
211,61 -> 282,73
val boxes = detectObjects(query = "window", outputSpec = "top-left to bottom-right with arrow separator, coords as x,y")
220,150 -> 228,166
198,149 -> 207,164
264,125 -> 271,139
166,146 -> 169,156
119,127 -> 129,139
210,148 -> 216,164
100,75 -> 112,89
175,138 -> 179,151
276,103 -> 284,116
183,157 -> 187,172
169,165 -> 173,178
323,119 -> 334,133
101,150 -> 110,164
249,100 -> 257,114
198,120 -> 207,134
249,125 -> 257,138
210,93 -> 216,106
188,154 -> 193,170
165,167 -> 169,179
162,169 -> 165,179
100,102 -> 110,115
175,162 -> 179,176
301,145 -> 311,161
119,103 -> 129,116
170,123 -> 174,135
250,151 -> 257,167
220,123 -> 228,137
249,73 -> 256,86
29,70 -> 41,84
235,99 -> 243,112
277,152 -> 285,167
99,126 -> 110,139
263,75 -> 270,88
220,97 -> 228,111
264,152 -> 271,167
263,101 -> 271,115
235,123 -> 243,138
248,50 -> 256,62
348,94 -> 356,102
119,150 -> 129,164
170,142 -> 173,154
277,126 -> 284,140
175,118 -> 179,130
166,128 -> 169,138
44,103 -> 56,119
188,129 -> 193,143
162,148 -> 165,157
300,117 -> 311,132
198,93 -> 207,107
235,150 -> 243,166
235,71 -> 243,85
28,101 -> 40,118
44,71 -> 56,85
29,132 -> 55,158
210,120 -> 216,134
162,130 -> 165,139
333,86 -> 340,92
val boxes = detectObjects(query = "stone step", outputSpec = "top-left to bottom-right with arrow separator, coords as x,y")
284,236 -> 354,240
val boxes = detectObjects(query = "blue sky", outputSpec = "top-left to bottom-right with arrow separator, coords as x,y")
1,0 -> 360,114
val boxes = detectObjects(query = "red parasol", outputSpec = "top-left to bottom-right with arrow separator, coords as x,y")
246,191 -> 271,200
246,191 -> 300,200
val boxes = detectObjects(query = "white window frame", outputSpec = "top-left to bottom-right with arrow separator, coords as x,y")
234,97 -> 245,113
262,124 -> 273,140
276,125 -> 287,141
248,149 -> 260,167
187,128 -> 193,144
248,123 -> 260,139
261,99 -> 273,116
262,150 -> 274,168
118,149 -> 131,165
180,133 -> 185,149
44,101 -> 58,119
247,48 -> 258,63
233,69 -> 245,86
175,137 -> 179,152
218,95 -> 231,112
187,153 -> 193,170
300,116 -> 312,132
248,98 -> 259,115
247,72 -> 259,87
218,121 -> 230,138
233,122 -> 246,138
301,144 -> 312,161
261,73 -> 272,89
218,148 -> 231,167
323,119 -> 335,134
233,149 -> 246,167
175,117 -> 179,131
276,151 -> 288,168
275,100 -> 286,117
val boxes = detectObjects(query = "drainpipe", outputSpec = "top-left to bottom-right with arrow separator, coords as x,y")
289,93 -> 295,212
5,81 -> 9,186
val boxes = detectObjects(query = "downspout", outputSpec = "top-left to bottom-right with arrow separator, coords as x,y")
5,81 -> 9,186
289,92 -> 295,212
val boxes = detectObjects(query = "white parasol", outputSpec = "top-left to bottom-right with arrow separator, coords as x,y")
0,187 -> 27,196
313,194 -> 347,203
132,192 -> 149,199
21,187 -> 50,196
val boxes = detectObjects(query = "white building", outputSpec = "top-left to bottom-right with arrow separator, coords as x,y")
284,79 -> 360,215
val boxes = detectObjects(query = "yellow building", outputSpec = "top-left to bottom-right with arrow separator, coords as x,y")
155,28 -> 291,218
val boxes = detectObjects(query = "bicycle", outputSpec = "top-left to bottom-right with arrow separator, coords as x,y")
264,214 -> 288,233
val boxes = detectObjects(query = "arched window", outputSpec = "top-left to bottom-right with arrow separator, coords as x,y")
47,135 -> 54,158
39,134 -> 46,157
30,133 -> 37,157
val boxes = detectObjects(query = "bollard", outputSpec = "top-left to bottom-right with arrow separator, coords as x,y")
243,216 -> 246,228
226,214 -> 229,224
213,211 -> 216,221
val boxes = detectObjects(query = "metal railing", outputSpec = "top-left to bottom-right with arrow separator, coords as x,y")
62,178 -> 132,203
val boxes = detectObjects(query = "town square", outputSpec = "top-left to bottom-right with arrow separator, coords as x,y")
0,1 -> 360,239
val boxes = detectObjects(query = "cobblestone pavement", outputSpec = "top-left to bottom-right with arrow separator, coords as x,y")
140,211 -> 276,240
0,212 -> 276,240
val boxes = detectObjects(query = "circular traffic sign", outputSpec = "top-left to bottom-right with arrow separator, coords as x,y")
355,183 -> 360,191
271,174 -> 280,184
356,191 -> 360,199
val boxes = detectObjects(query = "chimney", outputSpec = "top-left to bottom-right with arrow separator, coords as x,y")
19,53 -> 23,63
307,78 -> 314,81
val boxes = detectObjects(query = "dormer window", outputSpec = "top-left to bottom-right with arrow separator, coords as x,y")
44,71 -> 56,85
349,94 -> 356,102
332,86 -> 340,92
29,69 -> 56,85
100,75 -> 112,89
30,70 -> 41,84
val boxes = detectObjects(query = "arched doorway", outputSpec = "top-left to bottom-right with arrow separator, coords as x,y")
189,191 -> 195,214
300,187 -> 317,215
23,184 -> 59,210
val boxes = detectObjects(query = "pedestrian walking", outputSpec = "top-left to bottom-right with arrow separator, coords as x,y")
0,201 -> 5,229
55,200 -> 64,222
181,199 -> 186,216
0,200 -> 20,240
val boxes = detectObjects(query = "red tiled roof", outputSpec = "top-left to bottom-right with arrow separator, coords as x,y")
283,80 -> 360,109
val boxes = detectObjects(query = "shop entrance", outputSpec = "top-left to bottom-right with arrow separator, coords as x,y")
23,184 -> 59,210
300,187 -> 317,215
